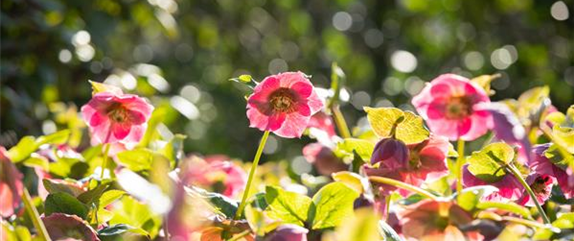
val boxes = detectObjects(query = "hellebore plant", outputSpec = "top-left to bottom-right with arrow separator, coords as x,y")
236,72 -> 323,220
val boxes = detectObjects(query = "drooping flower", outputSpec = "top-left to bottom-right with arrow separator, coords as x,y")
81,84 -> 153,145
462,165 -> 524,202
0,147 -> 23,218
517,173 -> 556,207
302,143 -> 347,176
178,156 -> 247,198
528,144 -> 574,199
365,136 -> 450,196
412,74 -> 492,141
400,199 -> 483,241
246,72 -> 323,138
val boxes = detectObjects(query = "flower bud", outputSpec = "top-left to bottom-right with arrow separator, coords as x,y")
370,138 -> 409,168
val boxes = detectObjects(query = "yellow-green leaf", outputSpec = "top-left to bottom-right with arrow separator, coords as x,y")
364,107 -> 429,144
467,142 -> 514,183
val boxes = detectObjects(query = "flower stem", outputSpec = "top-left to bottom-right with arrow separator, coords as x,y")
234,131 -> 270,220
331,105 -> 351,139
368,176 -> 439,200
22,187 -> 51,241
455,139 -> 465,194
506,164 -> 551,224
100,143 -> 111,180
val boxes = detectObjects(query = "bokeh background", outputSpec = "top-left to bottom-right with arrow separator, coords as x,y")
1,0 -> 573,161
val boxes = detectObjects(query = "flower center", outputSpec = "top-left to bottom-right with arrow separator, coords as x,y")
445,96 -> 472,119
269,88 -> 297,113
531,176 -> 550,194
106,103 -> 130,123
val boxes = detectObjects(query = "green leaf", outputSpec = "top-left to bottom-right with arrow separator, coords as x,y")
456,185 -> 499,212
22,154 -> 49,170
332,171 -> 365,193
476,201 -> 533,219
7,136 -> 37,163
44,192 -> 90,219
43,179 -> 85,197
335,138 -> 374,161
77,182 -> 111,204
334,208 -> 380,241
309,182 -> 359,230
364,107 -> 429,145
245,205 -> 280,237
467,142 -> 514,183
185,186 -> 238,218
8,130 -> 71,163
99,190 -> 126,207
108,196 -> 161,238
159,134 -> 186,166
89,80 -> 121,95
471,74 -> 500,96
98,223 -> 135,236
116,149 -> 154,172
265,186 -> 312,226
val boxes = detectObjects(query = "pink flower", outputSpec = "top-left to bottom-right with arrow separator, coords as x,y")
400,199 -> 483,241
246,72 -> 323,138
365,136 -> 450,196
179,156 -> 247,198
528,144 -> 574,199
462,165 -> 524,202
307,111 -> 337,138
412,74 -> 492,141
517,174 -> 556,207
302,143 -> 347,176
0,147 -> 24,218
81,84 -> 153,145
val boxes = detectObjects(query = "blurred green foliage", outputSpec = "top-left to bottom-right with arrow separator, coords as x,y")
1,0 -> 573,160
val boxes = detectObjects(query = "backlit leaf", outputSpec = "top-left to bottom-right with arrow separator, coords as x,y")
467,142 -> 514,183
265,186 -> 312,226
364,107 -> 429,145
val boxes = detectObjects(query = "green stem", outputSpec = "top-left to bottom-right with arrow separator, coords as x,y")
384,195 -> 392,221
368,176 -> 439,200
455,139 -> 465,194
234,131 -> 270,220
22,188 -> 51,241
501,217 -> 557,232
100,143 -> 111,180
506,164 -> 551,224
331,105 -> 351,139
227,230 -> 251,241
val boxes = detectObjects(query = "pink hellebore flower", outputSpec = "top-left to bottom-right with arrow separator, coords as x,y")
462,165 -> 524,202
412,74 -> 492,141
365,136 -> 450,196
528,144 -> 574,199
179,156 -> 247,198
400,199 -> 483,241
81,84 -> 154,145
0,147 -> 24,218
307,111 -> 337,138
247,72 -> 323,138
517,173 -> 556,207
302,143 -> 347,176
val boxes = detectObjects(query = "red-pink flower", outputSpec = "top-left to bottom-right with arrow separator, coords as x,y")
81,84 -> 153,145
246,72 -> 323,138
179,156 -> 247,198
0,147 -> 23,218
528,144 -> 574,199
462,165 -> 524,202
517,173 -> 556,207
400,199 -> 483,241
412,74 -> 492,141
365,136 -> 450,196
307,111 -> 337,138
